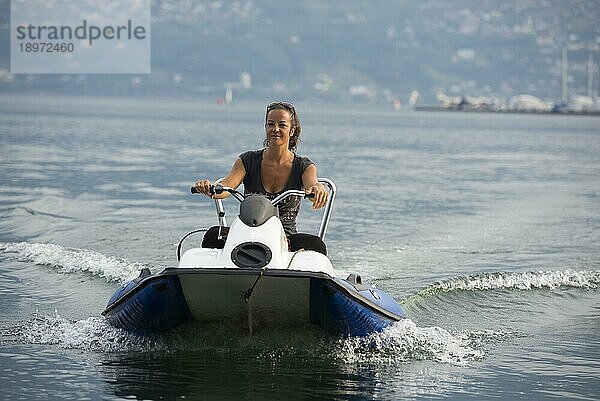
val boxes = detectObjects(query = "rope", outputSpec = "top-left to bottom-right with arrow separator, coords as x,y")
286,249 -> 304,269
243,265 -> 268,303
242,249 -> 305,303
247,300 -> 253,335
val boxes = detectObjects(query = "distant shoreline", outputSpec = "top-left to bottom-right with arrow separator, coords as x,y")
414,105 -> 600,116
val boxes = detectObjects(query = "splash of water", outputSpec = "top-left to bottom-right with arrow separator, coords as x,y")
6,312 -> 329,359
0,241 -> 146,283
7,313 -> 156,352
337,319 -> 488,366
5,311 -> 494,366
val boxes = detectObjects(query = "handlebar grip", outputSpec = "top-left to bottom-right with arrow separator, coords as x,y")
305,192 -> 315,199
191,184 -> 221,195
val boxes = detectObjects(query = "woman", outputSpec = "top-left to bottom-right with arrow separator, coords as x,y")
194,101 -> 328,242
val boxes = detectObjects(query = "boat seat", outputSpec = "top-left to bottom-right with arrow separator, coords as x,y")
201,225 -> 230,249
288,233 -> 327,256
201,226 -> 327,256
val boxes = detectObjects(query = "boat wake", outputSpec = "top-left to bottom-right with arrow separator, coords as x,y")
411,269 -> 600,300
0,241 -> 147,283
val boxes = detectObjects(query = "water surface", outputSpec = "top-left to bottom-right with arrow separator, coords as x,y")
1,94 -> 599,400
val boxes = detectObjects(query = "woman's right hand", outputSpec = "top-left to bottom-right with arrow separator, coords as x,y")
193,179 -> 213,197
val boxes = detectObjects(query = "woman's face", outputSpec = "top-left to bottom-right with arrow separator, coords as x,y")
265,109 -> 295,148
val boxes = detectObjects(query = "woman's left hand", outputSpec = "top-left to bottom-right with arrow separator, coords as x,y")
307,183 -> 328,209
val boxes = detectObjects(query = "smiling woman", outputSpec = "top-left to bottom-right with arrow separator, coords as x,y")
262,101 -> 301,152
194,101 -> 328,239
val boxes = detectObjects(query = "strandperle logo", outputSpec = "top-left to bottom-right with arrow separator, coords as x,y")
11,0 -> 151,74
16,19 -> 147,47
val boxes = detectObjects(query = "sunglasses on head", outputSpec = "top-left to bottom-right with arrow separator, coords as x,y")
266,101 -> 295,113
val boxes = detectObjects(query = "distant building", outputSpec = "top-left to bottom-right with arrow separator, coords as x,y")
508,95 -> 551,112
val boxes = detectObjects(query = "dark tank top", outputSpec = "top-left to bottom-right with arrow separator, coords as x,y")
239,149 -> 314,235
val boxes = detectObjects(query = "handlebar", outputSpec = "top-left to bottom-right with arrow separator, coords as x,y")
191,185 -> 314,205
191,177 -> 335,240
271,189 -> 314,205
190,184 -> 245,202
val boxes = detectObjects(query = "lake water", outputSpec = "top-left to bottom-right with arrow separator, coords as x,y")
1,94 -> 599,400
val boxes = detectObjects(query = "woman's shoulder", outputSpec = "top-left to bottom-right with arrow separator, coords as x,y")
293,153 -> 315,171
239,149 -> 263,157
294,153 -> 314,165
239,149 -> 264,161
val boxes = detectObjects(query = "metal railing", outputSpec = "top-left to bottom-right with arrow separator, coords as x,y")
179,177 -> 337,260
212,177 -> 336,240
